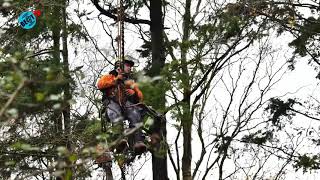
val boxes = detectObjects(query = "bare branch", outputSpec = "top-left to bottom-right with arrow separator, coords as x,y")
92,0 -> 151,25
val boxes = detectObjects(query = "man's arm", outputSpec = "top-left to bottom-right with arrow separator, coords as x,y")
125,80 -> 144,102
97,74 -> 116,90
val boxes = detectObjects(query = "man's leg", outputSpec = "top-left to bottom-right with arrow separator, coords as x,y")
125,101 -> 147,154
105,99 -> 128,153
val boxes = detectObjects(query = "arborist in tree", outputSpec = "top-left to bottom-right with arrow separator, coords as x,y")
97,59 -> 147,154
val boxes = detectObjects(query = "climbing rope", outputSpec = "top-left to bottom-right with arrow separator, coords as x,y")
116,0 -> 128,112
117,0 -> 125,65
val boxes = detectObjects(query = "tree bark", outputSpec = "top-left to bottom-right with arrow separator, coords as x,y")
62,1 -> 73,178
62,0 -> 71,149
181,0 -> 192,180
149,0 -> 165,76
149,0 -> 168,180
51,3 -> 65,180
52,0 -> 62,134
51,1 -> 73,178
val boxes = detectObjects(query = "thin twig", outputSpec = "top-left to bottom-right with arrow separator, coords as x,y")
0,80 -> 25,120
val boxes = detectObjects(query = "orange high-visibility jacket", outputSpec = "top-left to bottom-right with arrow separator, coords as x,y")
97,74 -> 144,102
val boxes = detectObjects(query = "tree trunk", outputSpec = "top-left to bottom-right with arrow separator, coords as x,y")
51,1 -> 73,178
52,0 -> 62,135
149,0 -> 165,76
181,0 -> 192,179
51,3 -> 65,180
149,0 -> 168,180
61,1 -> 73,178
61,0 -> 71,149
104,166 -> 114,180
182,103 -> 192,180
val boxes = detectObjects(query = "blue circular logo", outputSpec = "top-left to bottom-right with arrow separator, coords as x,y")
18,11 -> 36,29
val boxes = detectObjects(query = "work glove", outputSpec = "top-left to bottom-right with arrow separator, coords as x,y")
125,89 -> 135,96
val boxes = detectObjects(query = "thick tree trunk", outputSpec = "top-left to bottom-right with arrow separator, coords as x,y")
62,0 -> 71,148
51,3 -> 65,180
181,72 -> 192,180
52,1 -> 62,134
182,99 -> 192,180
149,0 -> 168,180
149,0 -> 165,76
51,1 -> 73,178
61,1 -> 73,178
181,0 -> 192,179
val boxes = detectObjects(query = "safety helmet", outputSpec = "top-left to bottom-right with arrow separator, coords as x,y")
114,59 -> 135,69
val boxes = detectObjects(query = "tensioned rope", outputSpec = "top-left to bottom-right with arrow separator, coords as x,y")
117,0 -> 124,66
116,0 -> 126,109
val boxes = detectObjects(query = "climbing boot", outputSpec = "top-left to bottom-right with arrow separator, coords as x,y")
133,141 -> 147,154
115,139 -> 128,153
132,127 -> 146,154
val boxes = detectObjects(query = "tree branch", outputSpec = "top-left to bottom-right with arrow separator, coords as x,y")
0,80 -> 25,120
92,0 -> 151,25
290,108 -> 320,121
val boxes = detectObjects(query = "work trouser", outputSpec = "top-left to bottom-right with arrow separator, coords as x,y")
104,98 -> 144,142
